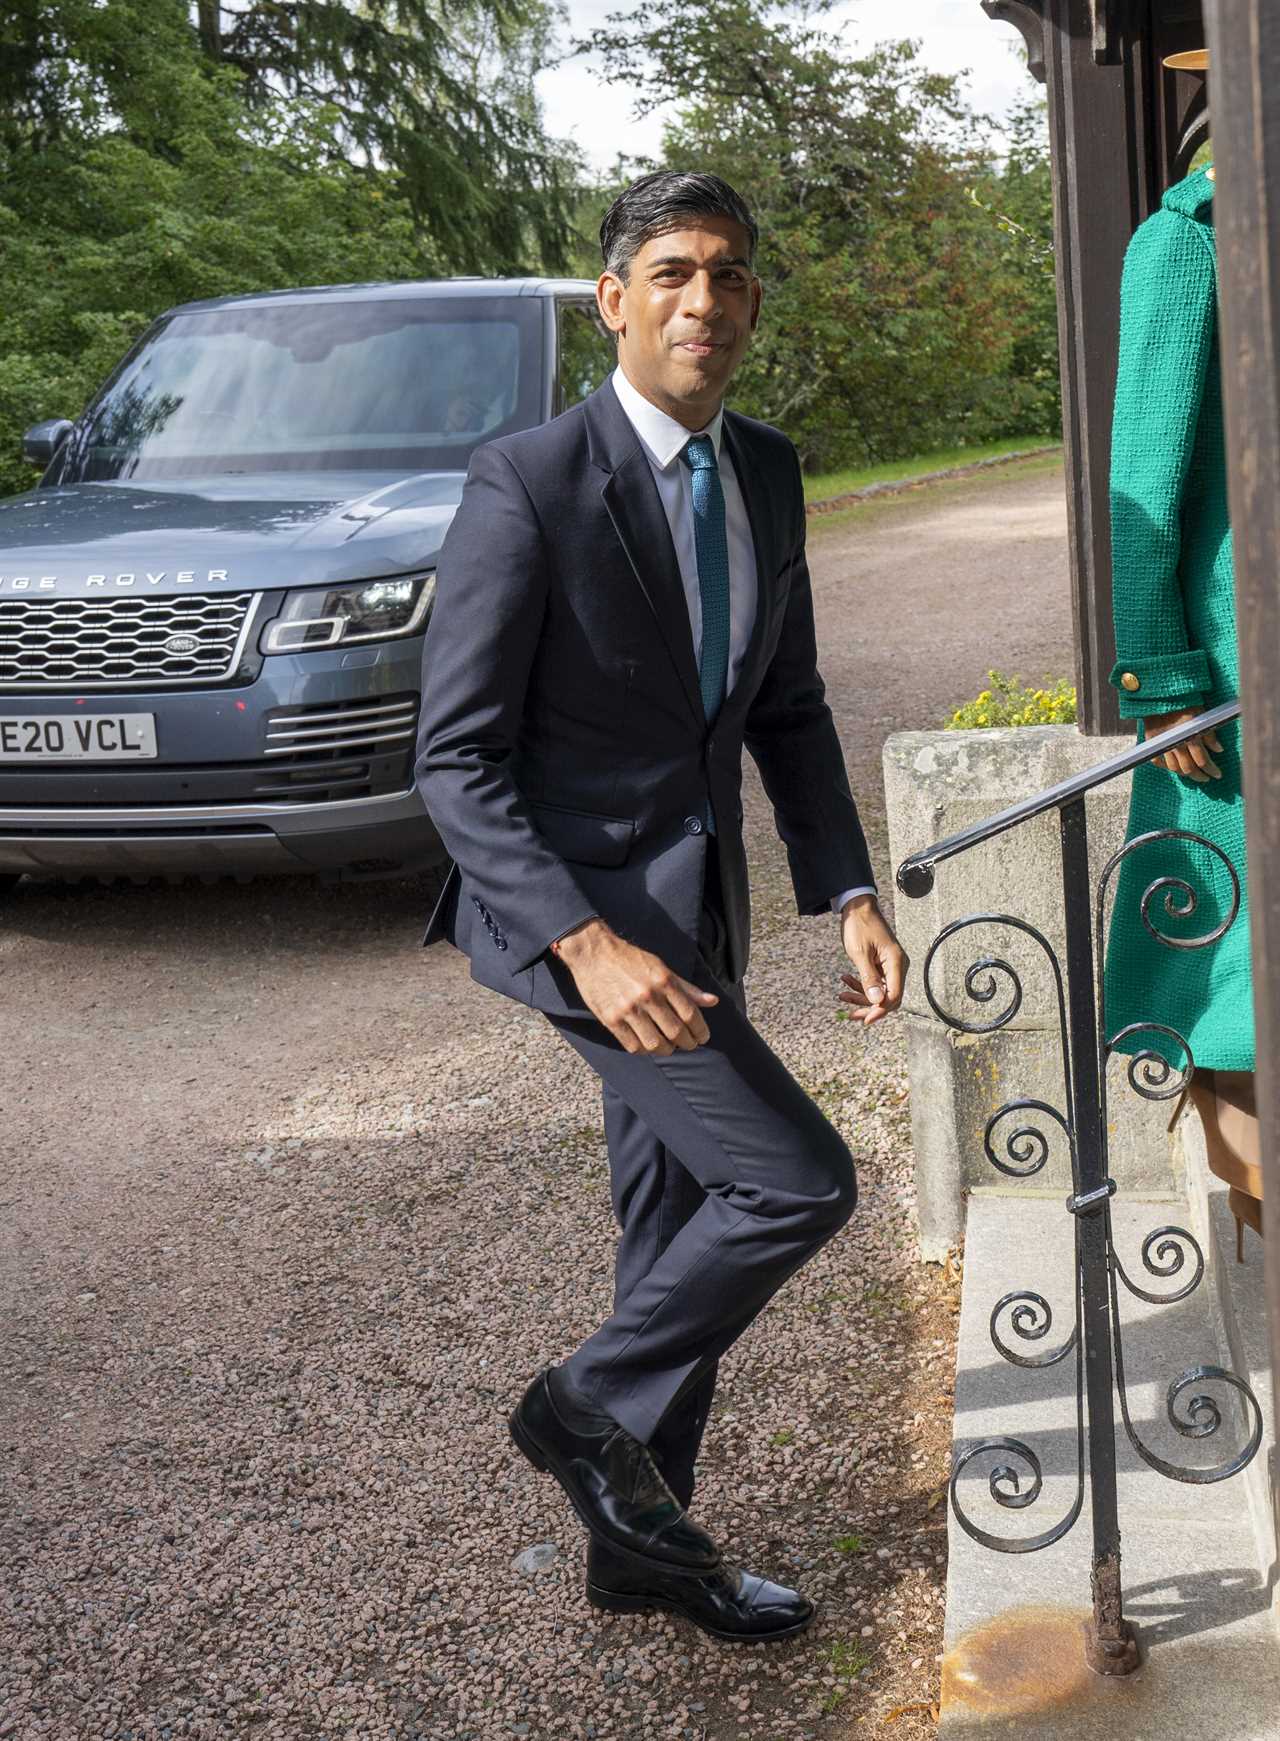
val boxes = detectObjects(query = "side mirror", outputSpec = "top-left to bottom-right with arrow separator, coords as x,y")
22,419 -> 75,466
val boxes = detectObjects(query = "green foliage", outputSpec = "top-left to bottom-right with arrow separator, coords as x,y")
803,437 -> 1061,505
3,0 -> 579,271
945,670 -> 1078,730
578,2 -> 1061,472
819,1638 -> 874,1711
0,0 -> 581,497
0,70 -> 428,495
972,94 -> 1062,437
2,0 -> 1062,501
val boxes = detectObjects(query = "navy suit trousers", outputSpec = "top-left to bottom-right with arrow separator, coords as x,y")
546,840 -> 857,1502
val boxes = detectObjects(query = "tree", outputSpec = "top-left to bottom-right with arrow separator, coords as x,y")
0,0 -> 580,272
0,36 -> 430,494
579,0 -> 1058,469
970,93 -> 1061,437
0,0 -> 588,491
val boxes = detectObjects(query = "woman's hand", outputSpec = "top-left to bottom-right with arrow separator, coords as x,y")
1145,709 -> 1224,783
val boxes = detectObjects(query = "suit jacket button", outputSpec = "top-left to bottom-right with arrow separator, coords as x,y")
684,815 -> 703,836
1120,672 -> 1141,692
495,937 -> 508,950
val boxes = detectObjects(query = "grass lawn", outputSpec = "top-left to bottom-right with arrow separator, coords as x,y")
803,435 -> 1062,506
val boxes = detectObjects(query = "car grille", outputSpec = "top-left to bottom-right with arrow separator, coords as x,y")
264,694 -> 418,758
0,692 -> 420,808
251,694 -> 419,802
0,592 -> 257,688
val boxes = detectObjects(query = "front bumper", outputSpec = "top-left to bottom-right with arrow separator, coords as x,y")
0,786 -> 438,878
0,638 -> 444,879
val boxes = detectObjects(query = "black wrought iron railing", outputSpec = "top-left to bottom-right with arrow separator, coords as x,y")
896,699 -> 1262,1675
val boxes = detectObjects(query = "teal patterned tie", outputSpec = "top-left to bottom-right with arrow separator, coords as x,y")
682,434 -> 730,834
682,434 -> 731,727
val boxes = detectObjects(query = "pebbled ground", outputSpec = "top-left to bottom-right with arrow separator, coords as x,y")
0,459 -> 1072,1741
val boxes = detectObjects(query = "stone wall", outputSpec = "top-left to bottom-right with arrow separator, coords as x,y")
883,724 -> 1183,1262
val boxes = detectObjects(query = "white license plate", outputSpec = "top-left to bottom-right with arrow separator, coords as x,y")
0,713 -> 158,761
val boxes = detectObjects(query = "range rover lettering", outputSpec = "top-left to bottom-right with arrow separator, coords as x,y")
0,279 -> 616,892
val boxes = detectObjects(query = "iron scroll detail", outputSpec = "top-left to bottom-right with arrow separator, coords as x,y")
913,810 -> 1259,1570
990,1289 -> 1077,1368
1097,827 -> 1241,956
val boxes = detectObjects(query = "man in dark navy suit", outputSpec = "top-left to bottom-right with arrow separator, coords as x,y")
415,172 -> 907,1641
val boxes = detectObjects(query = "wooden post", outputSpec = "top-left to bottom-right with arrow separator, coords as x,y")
1041,0 -> 1135,736
981,0 -> 1144,734
1203,0 -> 1280,1533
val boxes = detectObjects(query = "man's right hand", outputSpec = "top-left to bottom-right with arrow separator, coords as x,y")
553,918 -> 718,1055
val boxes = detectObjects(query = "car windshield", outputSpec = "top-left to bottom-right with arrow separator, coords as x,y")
65,296 -> 544,482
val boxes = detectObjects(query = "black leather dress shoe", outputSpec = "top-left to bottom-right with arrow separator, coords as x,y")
585,1537 -> 815,1642
508,1370 -> 720,1572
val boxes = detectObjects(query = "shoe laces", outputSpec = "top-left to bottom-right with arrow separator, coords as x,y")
611,1428 -> 683,1511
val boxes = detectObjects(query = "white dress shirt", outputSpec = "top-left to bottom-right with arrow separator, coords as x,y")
610,367 -> 875,913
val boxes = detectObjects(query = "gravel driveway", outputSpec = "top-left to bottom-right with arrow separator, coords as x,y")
0,459 -> 1072,1741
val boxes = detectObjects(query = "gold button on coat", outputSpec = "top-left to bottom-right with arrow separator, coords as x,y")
1121,672 -> 1141,692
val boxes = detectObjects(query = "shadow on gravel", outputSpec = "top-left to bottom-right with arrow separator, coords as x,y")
0,866 -> 449,956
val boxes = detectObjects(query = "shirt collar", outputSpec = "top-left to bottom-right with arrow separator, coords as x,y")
611,366 -> 724,471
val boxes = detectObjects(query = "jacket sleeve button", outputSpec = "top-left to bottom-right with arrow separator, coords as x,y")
683,815 -> 704,836
1120,672 -> 1141,692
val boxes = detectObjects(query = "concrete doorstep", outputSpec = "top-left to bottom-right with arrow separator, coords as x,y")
939,1187 -> 1280,1739
1179,1107 -> 1280,1632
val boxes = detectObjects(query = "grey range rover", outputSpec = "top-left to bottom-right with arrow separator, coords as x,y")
0,277 -> 617,892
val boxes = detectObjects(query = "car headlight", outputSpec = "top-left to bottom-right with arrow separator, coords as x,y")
260,571 -> 436,654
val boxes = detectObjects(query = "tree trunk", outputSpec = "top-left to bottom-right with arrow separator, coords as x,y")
196,0 -> 223,62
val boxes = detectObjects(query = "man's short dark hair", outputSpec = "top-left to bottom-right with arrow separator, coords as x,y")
600,172 -> 758,283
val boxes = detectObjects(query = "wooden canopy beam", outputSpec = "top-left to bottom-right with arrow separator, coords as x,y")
981,0 -> 1208,735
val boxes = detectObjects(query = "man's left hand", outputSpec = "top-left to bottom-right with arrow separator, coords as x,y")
837,895 -> 908,1027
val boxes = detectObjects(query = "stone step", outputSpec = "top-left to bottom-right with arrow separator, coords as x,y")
1177,1107 -> 1279,1627
940,1190 -> 1280,1737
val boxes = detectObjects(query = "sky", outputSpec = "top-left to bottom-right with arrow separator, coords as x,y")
535,0 -> 1040,172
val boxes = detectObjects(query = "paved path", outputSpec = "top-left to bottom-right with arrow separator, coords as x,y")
0,461 -> 1071,1741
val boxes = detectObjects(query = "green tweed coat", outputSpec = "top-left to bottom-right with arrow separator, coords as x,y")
1104,166 -> 1252,1073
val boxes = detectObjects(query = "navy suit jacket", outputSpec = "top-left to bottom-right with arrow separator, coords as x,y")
414,376 -> 874,1018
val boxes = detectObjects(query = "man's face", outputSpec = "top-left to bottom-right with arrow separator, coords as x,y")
597,216 -> 762,427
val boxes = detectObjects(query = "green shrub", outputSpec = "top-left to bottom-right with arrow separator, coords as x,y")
945,669 -> 1077,729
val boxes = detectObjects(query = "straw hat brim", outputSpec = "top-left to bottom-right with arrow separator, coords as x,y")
1164,49 -> 1209,71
